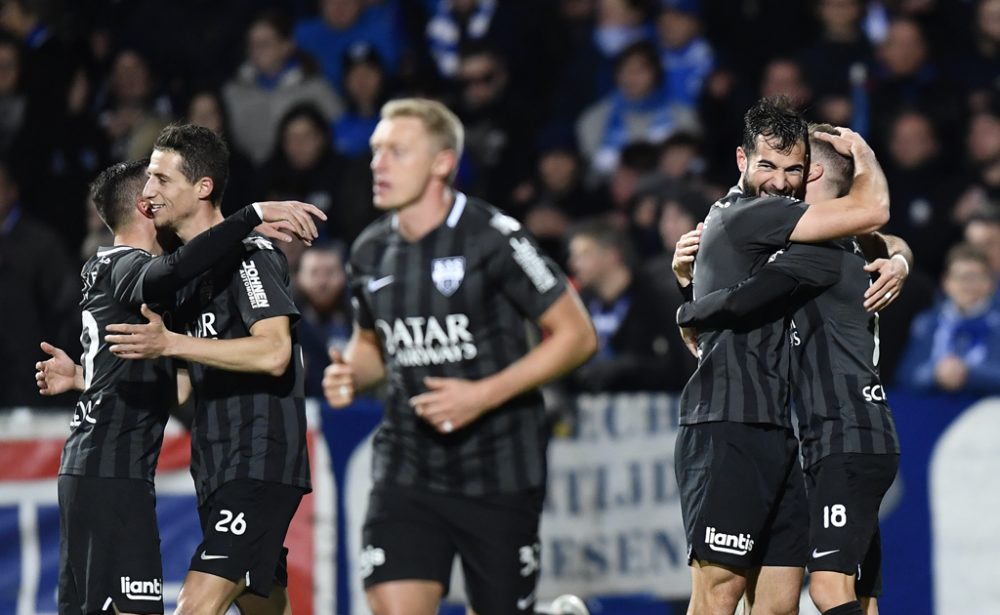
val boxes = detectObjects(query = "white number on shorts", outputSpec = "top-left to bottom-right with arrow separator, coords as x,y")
823,504 -> 847,528
215,509 -> 247,535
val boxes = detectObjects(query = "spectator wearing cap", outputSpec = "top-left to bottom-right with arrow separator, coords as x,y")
577,40 -> 700,179
294,0 -> 401,93
333,42 -> 386,158
224,9 -> 343,165
655,0 -> 714,110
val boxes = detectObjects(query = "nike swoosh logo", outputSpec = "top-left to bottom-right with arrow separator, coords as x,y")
200,552 -> 229,560
812,548 -> 840,559
367,275 -> 394,293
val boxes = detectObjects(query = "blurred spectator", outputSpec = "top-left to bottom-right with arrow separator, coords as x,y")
953,106 -> 1000,224
655,1 -> 713,110
869,17 -> 961,140
542,0 -> 606,119
333,42 -> 385,158
94,48 -> 171,162
452,43 -> 533,207
262,103 -> 375,245
426,0 -> 499,78
962,0 -> 1000,108
798,0 -> 873,99
294,0 -> 401,93
566,220 -> 695,391
964,212 -> 1000,281
0,160 -> 81,407
880,109 -> 963,276
294,243 -> 351,398
605,141 -> 660,224
896,243 -> 1000,395
224,10 -> 343,165
0,33 -> 24,155
592,0 -> 654,61
699,0 -> 813,78
577,40 -> 699,178
759,57 -> 813,109
185,89 -> 257,216
641,186 -> 711,273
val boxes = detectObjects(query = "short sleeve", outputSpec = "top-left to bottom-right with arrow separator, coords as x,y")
232,248 -> 299,330
762,242 -> 841,288
346,261 -> 376,330
728,196 -> 808,252
108,250 -> 153,306
485,220 -> 568,321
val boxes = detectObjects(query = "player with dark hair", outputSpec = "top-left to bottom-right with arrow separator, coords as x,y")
677,123 -> 906,615
670,97 -> 890,615
36,156 -> 324,615
86,124 -> 314,615
321,98 -> 597,615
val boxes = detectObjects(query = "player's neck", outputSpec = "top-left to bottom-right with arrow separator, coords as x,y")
114,229 -> 160,256
395,186 -> 454,242
597,267 -> 632,303
175,204 -> 225,244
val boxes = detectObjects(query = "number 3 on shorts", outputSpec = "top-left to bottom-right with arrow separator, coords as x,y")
215,509 -> 247,535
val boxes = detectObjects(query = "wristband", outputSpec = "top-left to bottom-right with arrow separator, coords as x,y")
891,253 -> 910,275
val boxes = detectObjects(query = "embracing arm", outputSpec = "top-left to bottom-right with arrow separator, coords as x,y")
139,202 -> 324,303
677,268 -> 800,330
788,129 -> 890,243
161,316 -> 292,377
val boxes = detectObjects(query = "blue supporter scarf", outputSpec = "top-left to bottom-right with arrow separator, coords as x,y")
931,302 -> 993,367
426,0 -> 495,77
595,84 -> 674,170
589,295 -> 632,359
256,59 -> 300,91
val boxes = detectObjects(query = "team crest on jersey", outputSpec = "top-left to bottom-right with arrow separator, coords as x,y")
431,257 -> 465,296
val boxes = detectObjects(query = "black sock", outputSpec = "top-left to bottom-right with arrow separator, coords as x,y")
823,602 -> 864,615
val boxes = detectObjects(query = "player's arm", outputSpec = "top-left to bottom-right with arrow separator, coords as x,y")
322,325 -> 386,408
788,128 -> 890,243
136,201 -> 325,304
676,268 -> 800,330
107,305 -> 293,377
677,243 -> 839,330
411,288 -> 596,432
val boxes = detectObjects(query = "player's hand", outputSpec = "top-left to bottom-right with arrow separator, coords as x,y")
409,376 -> 493,434
679,326 -> 699,358
322,348 -> 355,408
863,255 -> 908,312
105,304 -> 174,359
672,223 -> 703,287
254,200 -> 328,245
35,341 -> 82,395
935,355 -> 969,391
812,126 -> 871,159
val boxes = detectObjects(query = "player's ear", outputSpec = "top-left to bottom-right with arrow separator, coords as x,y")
736,146 -> 748,173
808,162 -> 824,183
137,199 -> 154,219
432,149 -> 458,182
196,177 -> 214,201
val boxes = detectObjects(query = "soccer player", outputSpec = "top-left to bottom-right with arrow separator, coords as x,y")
675,125 -> 906,615
320,98 -> 597,615
99,125 -> 312,615
670,97 -> 890,615
36,158 -> 324,615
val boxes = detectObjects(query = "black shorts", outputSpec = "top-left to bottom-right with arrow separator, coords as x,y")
676,422 -> 808,569
58,475 -> 164,614
362,483 -> 544,615
804,453 -> 899,597
189,479 -> 305,597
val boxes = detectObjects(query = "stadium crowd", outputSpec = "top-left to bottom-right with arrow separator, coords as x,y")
1,0 -> 999,410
